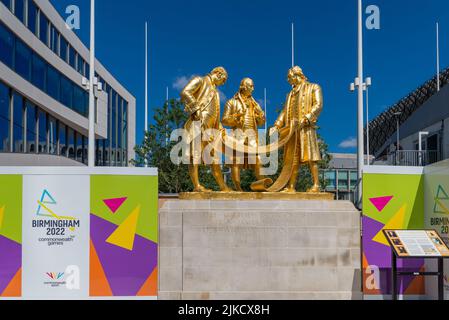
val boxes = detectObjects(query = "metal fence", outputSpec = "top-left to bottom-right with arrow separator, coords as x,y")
387,150 -> 440,167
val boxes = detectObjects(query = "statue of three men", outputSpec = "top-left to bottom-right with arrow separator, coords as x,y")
180,66 -> 323,193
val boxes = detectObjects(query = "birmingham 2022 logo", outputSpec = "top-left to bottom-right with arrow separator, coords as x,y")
32,189 -> 80,240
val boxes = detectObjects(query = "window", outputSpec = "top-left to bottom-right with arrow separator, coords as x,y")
14,0 -> 25,24
337,171 -> 349,191
12,93 -> 24,153
48,116 -> 57,154
324,170 -> 336,191
46,66 -> 60,101
0,82 -> 10,152
82,135 -> 87,164
15,39 -> 32,81
27,0 -> 37,35
60,76 -> 73,109
0,23 -> 14,68
32,53 -> 46,91
68,46 -> 76,69
77,55 -> 84,75
50,25 -> 59,54
59,123 -> 66,156
73,85 -> 87,116
1,0 -> 11,10
39,12 -> 49,45
60,36 -> 68,62
38,109 -> 47,153
67,128 -> 74,159
26,101 -> 36,153
350,171 -> 358,190
75,131 -> 83,162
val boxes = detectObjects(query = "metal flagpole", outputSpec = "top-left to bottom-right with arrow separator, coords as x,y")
144,22 -> 149,167
166,86 -> 169,146
291,23 -> 295,67
88,0 -> 96,167
145,22 -> 148,134
437,22 -> 440,92
356,0 -> 365,205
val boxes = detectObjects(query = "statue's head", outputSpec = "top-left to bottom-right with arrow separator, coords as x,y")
288,66 -> 307,86
239,78 -> 254,97
210,67 -> 228,86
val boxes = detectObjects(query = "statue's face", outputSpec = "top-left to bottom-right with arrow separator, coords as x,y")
240,80 -> 254,96
211,72 -> 227,86
287,68 -> 304,86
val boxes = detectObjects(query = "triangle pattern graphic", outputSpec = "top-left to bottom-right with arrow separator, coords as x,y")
89,240 -> 113,296
103,197 -> 128,214
369,196 -> 394,212
434,186 -> 449,214
36,190 -> 57,216
90,214 -> 158,296
0,235 -> 21,294
137,267 -> 158,296
1,267 -> 21,297
106,205 -> 141,251
0,206 -> 4,230
372,204 -> 407,246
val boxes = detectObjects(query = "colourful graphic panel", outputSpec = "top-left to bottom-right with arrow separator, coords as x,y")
0,175 -> 22,297
363,173 -> 425,296
90,175 -> 158,297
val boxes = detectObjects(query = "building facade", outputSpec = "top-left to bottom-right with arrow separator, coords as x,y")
322,153 -> 359,202
0,0 -> 136,166
368,68 -> 449,167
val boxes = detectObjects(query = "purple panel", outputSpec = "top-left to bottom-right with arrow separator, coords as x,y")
90,214 -> 157,296
0,235 -> 21,294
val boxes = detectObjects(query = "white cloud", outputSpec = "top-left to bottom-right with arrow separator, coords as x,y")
172,76 -> 191,91
339,137 -> 357,149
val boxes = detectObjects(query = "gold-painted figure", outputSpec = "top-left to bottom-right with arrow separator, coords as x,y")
222,78 -> 266,191
269,66 -> 323,193
181,67 -> 231,192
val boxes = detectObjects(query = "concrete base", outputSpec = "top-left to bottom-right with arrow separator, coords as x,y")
159,199 -> 362,300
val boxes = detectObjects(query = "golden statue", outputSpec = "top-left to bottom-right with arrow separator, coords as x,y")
178,66 -> 330,200
222,78 -> 266,191
181,67 -> 231,192
269,66 -> 323,193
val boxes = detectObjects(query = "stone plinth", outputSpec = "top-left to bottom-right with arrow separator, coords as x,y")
158,199 -> 362,300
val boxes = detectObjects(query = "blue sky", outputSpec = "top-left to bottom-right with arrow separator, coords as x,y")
50,0 -> 449,153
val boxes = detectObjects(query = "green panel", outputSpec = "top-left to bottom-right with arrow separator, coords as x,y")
363,173 -> 424,229
0,175 -> 22,244
91,175 -> 158,243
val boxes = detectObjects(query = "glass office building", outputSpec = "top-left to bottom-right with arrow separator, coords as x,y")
0,0 -> 136,166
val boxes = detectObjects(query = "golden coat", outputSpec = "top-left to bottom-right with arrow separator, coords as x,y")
275,81 -> 323,163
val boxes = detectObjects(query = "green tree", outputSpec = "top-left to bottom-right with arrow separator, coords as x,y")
132,99 -> 190,193
132,99 -> 221,193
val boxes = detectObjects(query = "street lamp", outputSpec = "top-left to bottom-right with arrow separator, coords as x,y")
419,131 -> 429,166
350,76 -> 372,165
